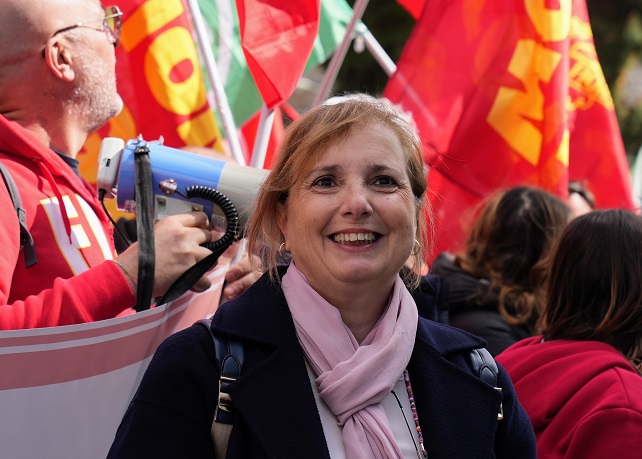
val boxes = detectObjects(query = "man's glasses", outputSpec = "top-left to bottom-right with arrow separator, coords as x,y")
50,5 -> 123,47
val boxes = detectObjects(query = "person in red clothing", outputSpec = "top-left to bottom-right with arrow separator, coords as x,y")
0,0 -> 257,329
497,209 -> 642,459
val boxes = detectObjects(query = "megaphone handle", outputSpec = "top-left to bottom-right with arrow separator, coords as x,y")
156,241 -> 231,306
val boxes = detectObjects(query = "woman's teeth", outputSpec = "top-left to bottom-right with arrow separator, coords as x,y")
332,233 -> 377,244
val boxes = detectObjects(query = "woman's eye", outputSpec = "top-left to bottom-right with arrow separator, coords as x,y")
312,176 -> 335,187
373,176 -> 397,187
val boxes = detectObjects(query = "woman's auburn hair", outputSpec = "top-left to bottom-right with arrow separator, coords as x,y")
540,209 -> 642,361
455,186 -> 571,332
245,94 -> 431,289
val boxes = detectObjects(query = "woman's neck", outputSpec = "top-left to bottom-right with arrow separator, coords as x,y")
311,279 -> 393,344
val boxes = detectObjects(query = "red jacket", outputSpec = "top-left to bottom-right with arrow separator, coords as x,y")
497,336 -> 642,458
0,115 -> 135,329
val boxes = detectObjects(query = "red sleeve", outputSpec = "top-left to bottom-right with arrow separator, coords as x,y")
0,252 -> 136,330
0,175 -> 135,329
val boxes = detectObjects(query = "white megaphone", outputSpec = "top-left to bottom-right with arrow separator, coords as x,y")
97,136 -> 268,235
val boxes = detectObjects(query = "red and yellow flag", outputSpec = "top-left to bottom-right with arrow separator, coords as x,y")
78,0 -> 223,193
384,0 -> 634,260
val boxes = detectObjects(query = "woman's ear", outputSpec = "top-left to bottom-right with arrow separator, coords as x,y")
276,202 -> 288,240
43,39 -> 75,82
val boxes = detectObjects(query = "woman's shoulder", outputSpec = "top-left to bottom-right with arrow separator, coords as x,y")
449,308 -> 529,356
211,272 -> 297,346
416,315 -> 487,353
587,357 -> 642,409
153,322 -> 216,365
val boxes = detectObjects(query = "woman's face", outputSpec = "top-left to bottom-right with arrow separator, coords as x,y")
278,122 -> 418,295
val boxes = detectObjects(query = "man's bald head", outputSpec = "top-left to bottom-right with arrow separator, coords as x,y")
0,1 -> 44,64
0,0 -> 93,61
0,0 -> 122,155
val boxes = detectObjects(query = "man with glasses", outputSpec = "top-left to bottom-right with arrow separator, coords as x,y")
0,0 -> 240,329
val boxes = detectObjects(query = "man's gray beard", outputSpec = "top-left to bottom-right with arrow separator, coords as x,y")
68,50 -> 123,133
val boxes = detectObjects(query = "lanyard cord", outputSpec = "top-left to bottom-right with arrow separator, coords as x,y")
391,370 -> 428,459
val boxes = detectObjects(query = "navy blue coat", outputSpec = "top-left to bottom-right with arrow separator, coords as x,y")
109,273 -> 535,458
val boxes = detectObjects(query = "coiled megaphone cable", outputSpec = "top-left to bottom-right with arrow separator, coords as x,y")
184,185 -> 240,251
155,186 -> 240,307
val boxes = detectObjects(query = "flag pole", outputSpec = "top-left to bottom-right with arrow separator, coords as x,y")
356,23 -> 397,77
249,105 -> 275,169
312,0 -> 371,106
186,0 -> 246,166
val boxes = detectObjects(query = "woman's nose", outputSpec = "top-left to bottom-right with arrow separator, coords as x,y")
340,185 -> 373,217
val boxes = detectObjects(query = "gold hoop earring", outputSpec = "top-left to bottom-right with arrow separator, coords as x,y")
279,242 -> 288,257
411,238 -> 421,256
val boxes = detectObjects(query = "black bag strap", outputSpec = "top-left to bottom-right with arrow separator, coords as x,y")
0,161 -> 37,267
468,347 -> 503,420
197,319 -> 244,459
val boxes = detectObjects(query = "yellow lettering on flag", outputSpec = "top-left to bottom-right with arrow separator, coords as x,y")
145,27 -> 208,116
525,0 -> 572,42
567,19 -> 614,112
121,0 -> 184,52
555,128 -> 570,166
178,110 -> 223,149
486,40 -> 561,165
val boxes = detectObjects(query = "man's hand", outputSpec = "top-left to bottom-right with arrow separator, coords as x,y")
115,212 -> 215,297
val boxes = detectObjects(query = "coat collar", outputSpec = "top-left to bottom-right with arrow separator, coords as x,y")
213,272 -> 499,457
213,273 -> 331,458
213,271 -> 487,353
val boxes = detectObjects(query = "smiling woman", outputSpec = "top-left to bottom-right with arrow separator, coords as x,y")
260,99 -> 427,338
108,94 -> 536,459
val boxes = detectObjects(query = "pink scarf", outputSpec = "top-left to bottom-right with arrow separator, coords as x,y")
282,263 -> 418,459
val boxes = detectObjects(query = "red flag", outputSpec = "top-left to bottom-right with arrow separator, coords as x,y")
237,0 -> 320,109
567,2 -> 633,211
384,0 -> 634,260
396,0 -> 425,19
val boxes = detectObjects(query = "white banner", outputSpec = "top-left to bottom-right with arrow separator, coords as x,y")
0,260 -> 230,459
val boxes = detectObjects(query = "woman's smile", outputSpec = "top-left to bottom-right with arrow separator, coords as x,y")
330,231 -> 379,245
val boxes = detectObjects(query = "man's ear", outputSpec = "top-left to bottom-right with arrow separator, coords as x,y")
43,39 -> 75,82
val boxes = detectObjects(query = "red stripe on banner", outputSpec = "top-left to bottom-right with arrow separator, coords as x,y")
0,267 -> 228,390
0,306 -> 173,347
0,300 -> 201,390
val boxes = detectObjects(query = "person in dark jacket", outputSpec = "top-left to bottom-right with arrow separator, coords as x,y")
108,94 -> 535,458
431,186 -> 570,356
